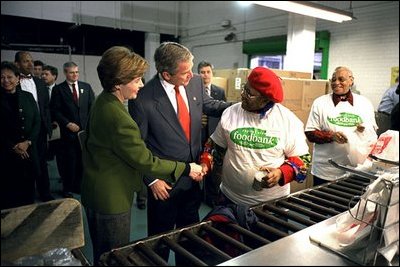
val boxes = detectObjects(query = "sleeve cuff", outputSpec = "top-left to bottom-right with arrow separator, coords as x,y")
278,163 -> 295,185
182,163 -> 191,176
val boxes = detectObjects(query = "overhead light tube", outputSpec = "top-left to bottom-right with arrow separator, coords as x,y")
250,1 -> 354,23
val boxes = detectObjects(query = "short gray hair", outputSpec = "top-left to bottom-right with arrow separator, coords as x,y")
63,61 -> 78,71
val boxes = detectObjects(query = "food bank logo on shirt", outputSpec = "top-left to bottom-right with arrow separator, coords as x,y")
230,127 -> 279,149
327,112 -> 362,127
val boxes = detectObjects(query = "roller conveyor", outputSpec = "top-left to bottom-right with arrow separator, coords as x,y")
99,175 -> 371,266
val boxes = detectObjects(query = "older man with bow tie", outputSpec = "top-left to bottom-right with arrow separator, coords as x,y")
305,66 -> 378,186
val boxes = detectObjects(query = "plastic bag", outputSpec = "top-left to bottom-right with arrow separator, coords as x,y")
13,248 -> 82,266
369,130 -> 399,162
345,127 -> 377,166
335,194 -> 378,247
336,176 -> 389,247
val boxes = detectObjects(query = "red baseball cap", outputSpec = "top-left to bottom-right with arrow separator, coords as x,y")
247,67 -> 283,103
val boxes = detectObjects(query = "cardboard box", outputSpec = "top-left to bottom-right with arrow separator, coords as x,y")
302,80 -> 330,110
213,69 -> 236,81
214,68 -> 325,104
270,69 -> 312,79
281,78 -> 304,111
281,78 -> 328,111
293,109 -> 313,151
214,68 -> 250,102
212,77 -> 228,96
215,68 -> 312,80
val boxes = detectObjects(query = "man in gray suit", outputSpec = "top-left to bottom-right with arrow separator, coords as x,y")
128,42 -> 230,262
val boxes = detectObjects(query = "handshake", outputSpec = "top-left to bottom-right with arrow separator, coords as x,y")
188,163 -> 209,182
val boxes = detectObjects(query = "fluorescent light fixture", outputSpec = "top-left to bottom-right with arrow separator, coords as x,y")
250,1 -> 354,23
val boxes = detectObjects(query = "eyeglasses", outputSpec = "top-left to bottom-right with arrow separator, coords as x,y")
241,83 -> 263,99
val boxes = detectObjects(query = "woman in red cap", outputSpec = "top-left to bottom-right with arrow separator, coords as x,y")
200,66 -> 311,206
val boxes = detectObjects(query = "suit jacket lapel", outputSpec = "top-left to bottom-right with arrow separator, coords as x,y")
153,78 -> 187,141
77,82 -> 83,107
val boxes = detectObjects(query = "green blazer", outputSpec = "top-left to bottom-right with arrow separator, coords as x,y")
81,91 -> 186,214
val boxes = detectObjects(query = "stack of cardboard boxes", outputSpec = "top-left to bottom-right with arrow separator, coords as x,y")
213,68 -> 329,193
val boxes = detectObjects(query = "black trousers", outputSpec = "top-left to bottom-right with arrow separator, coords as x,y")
147,181 -> 202,235
147,181 -> 202,264
35,127 -> 52,198
58,137 -> 83,194
1,153 -> 36,209
313,175 -> 330,187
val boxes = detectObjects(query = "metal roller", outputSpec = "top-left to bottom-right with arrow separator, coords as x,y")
100,175 -> 371,266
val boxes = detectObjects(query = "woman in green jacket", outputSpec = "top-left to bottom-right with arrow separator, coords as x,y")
81,46 -> 203,265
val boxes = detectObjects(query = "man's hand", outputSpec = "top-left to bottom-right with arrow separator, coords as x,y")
260,167 -> 282,188
201,114 -> 208,127
356,124 -> 365,133
67,122 -> 80,133
150,180 -> 172,201
200,163 -> 209,176
189,163 -> 205,182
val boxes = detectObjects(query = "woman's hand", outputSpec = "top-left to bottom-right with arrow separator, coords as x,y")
13,140 -> 31,159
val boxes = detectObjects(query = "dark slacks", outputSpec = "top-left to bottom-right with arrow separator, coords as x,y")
147,181 -> 202,264
1,154 -> 36,209
58,137 -> 83,194
147,181 -> 202,236
85,208 -> 131,265
36,127 -> 52,198
313,175 -> 330,187
203,169 -> 222,208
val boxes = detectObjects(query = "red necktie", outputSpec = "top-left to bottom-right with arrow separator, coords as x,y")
71,83 -> 78,104
174,85 -> 191,142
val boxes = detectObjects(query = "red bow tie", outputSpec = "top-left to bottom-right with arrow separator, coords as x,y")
332,92 -> 354,106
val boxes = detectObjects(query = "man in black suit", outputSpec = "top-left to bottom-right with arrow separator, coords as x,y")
128,42 -> 230,262
50,61 -> 95,197
14,51 -> 54,202
42,65 -> 62,166
197,61 -> 227,208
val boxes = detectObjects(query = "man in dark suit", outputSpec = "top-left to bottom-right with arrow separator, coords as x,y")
15,51 -> 54,202
197,61 -> 227,208
42,65 -> 62,167
198,61 -> 227,145
50,61 -> 95,197
128,42 -> 230,262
